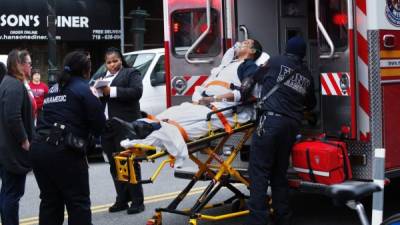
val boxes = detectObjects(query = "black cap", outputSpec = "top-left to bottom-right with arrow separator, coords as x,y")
285,36 -> 307,59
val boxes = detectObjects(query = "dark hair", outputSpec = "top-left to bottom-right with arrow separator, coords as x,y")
31,69 -> 40,76
0,62 -> 6,80
7,49 -> 26,81
58,51 -> 91,89
105,47 -> 129,68
250,39 -> 263,60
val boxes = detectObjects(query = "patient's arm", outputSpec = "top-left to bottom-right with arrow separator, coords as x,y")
198,92 -> 235,105
192,85 -> 205,104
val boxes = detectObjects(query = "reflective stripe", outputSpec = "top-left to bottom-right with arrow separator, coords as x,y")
372,209 -> 383,225
373,179 -> 384,189
293,167 -> 330,177
356,0 -> 370,141
374,148 -> 385,158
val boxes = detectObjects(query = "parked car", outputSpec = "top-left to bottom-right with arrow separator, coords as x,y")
88,48 -> 166,160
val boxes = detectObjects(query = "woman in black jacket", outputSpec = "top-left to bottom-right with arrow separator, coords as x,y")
95,47 -> 145,214
0,49 -> 35,225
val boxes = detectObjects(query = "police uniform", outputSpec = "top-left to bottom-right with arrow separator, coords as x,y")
247,37 -> 316,225
30,76 -> 105,225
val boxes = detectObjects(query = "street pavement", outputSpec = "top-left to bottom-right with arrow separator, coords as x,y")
3,160 -> 399,225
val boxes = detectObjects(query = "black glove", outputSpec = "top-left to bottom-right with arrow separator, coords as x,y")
240,76 -> 256,102
131,121 -> 157,139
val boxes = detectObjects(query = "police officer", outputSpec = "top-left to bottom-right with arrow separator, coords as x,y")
30,51 -> 106,225
247,36 -> 316,225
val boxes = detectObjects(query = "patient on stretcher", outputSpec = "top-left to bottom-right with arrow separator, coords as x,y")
119,39 -> 269,165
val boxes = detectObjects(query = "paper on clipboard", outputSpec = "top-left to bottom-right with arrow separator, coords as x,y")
94,80 -> 110,89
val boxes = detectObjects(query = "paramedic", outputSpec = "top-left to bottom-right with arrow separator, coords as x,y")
247,36 -> 316,225
30,51 -> 106,225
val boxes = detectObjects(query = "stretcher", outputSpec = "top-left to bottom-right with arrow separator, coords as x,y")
113,104 -> 256,225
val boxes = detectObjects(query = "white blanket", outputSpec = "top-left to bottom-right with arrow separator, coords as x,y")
120,102 -> 254,167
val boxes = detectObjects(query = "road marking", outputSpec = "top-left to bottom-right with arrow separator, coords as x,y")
17,184 -> 245,225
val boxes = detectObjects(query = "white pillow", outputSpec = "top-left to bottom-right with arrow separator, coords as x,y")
255,52 -> 270,66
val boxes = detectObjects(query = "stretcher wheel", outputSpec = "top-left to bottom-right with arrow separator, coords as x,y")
232,198 -> 247,212
146,218 -> 161,225
146,219 -> 155,225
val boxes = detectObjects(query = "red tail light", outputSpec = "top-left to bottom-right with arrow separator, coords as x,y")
173,22 -> 180,33
199,23 -> 209,33
333,13 -> 348,26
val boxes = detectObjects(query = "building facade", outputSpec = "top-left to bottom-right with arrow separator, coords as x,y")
0,0 -> 163,81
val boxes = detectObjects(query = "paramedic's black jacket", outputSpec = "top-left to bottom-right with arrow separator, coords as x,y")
36,76 -> 105,138
256,54 -> 316,123
238,59 -> 258,81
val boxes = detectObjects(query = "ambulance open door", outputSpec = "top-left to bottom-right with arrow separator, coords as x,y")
315,0 -> 357,139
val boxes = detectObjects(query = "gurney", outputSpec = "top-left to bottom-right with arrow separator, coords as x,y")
113,104 -> 256,225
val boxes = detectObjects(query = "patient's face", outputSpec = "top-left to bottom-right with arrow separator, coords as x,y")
237,39 -> 255,58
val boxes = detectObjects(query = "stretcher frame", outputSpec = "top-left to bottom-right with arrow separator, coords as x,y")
113,108 -> 255,225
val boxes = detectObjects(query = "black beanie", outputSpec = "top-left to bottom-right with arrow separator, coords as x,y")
285,36 -> 307,59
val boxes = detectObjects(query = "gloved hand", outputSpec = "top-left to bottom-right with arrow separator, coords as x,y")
240,77 -> 255,102
131,121 -> 157,139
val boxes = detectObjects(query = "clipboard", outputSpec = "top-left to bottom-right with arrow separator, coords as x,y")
94,80 -> 110,89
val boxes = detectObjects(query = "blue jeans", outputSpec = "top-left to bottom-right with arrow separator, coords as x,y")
0,165 -> 27,225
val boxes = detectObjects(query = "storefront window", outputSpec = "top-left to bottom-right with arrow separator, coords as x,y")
171,8 -> 221,57
319,0 -> 348,52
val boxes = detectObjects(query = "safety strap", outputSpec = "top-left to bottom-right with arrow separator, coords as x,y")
305,148 -> 317,183
205,80 -> 231,89
211,105 -> 233,134
322,141 -> 350,180
147,114 -> 157,121
307,139 -> 350,180
146,114 -> 190,142
164,119 -> 190,142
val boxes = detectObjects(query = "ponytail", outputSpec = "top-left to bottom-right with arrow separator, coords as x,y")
58,51 -> 91,90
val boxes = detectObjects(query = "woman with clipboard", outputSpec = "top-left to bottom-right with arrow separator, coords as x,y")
94,47 -> 145,214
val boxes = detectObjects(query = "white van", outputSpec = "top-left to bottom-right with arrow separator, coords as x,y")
91,48 -> 166,115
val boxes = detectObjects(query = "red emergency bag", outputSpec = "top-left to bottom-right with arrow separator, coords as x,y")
291,139 -> 352,185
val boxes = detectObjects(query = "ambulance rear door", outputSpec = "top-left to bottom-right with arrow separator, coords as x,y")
316,0 -> 356,139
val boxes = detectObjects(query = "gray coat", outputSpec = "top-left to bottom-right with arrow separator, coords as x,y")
0,75 -> 34,174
